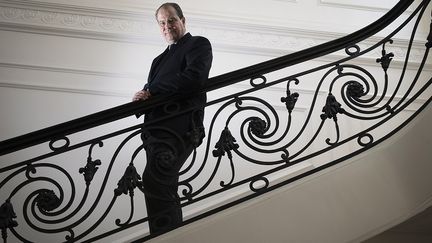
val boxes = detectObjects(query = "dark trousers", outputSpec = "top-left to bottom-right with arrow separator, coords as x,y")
142,133 -> 194,235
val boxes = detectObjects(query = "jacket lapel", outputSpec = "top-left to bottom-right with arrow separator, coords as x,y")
148,47 -> 170,82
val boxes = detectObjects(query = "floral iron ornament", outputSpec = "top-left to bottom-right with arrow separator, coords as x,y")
115,163 -> 143,197
321,93 -> 346,145
281,78 -> 300,113
321,93 -> 345,121
376,40 -> 394,72
79,142 -> 103,186
212,127 -> 240,158
0,199 -> 18,242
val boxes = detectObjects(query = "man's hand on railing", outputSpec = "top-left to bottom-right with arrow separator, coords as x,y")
132,90 -> 152,102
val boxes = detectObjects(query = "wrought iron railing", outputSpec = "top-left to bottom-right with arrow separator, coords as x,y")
1,0 -> 432,242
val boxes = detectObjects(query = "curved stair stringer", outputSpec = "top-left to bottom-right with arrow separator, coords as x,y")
144,103 -> 432,243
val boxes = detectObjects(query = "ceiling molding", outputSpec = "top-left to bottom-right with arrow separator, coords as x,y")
0,5 -> 153,36
0,4 -> 428,64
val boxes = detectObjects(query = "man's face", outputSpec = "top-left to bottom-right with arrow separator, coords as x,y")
156,6 -> 186,44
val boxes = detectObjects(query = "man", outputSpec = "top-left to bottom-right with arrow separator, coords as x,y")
133,2 -> 213,234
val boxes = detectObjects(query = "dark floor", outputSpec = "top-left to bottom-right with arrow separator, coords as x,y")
363,206 -> 432,243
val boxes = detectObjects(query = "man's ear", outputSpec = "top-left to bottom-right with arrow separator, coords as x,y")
181,17 -> 186,25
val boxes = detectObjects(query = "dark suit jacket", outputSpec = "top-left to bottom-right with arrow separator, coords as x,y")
143,33 -> 213,144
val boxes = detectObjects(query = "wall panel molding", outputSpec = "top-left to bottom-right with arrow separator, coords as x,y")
319,0 -> 413,12
0,62 -> 142,79
0,2 -> 427,61
1,78 -> 425,113
0,80 -> 132,97
272,0 -> 298,3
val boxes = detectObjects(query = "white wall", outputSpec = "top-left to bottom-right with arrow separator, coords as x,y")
0,0 -> 431,242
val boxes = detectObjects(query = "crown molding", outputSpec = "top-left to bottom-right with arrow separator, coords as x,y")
0,4 -> 154,35
0,3 -> 429,63
0,0 -> 151,18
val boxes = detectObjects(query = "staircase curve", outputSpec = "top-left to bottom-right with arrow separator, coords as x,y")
142,103 -> 432,243
1,0 -> 432,242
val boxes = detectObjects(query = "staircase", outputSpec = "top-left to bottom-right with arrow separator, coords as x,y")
1,0 -> 432,242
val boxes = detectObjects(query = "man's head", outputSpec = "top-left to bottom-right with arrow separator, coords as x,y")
156,3 -> 186,45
